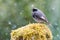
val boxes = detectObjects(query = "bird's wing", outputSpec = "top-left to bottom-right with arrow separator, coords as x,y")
33,13 -> 48,23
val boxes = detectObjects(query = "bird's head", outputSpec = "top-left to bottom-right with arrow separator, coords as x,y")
32,8 -> 37,12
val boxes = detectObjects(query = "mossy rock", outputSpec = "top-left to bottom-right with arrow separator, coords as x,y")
10,23 -> 53,40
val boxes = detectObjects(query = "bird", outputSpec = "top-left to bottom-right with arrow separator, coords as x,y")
32,8 -> 49,24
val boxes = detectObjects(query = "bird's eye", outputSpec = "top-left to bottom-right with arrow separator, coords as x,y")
33,9 -> 37,12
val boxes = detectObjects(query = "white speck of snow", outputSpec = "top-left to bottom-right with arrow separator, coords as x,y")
31,4 -> 35,8
32,4 -> 34,7
14,3 -> 17,6
12,25 -> 17,29
20,12 -> 22,15
56,34 -> 59,37
8,21 -> 11,25
52,7 -> 55,10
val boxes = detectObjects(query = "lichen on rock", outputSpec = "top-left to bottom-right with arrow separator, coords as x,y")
10,23 -> 53,40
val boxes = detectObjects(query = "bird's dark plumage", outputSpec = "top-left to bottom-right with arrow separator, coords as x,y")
33,9 -> 37,12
